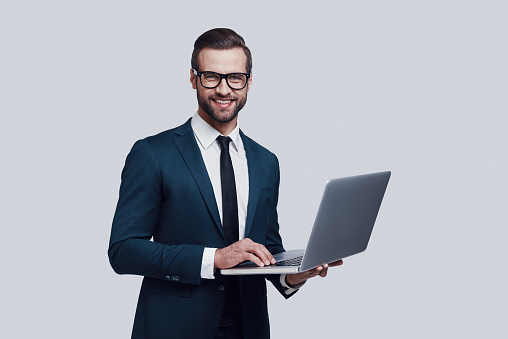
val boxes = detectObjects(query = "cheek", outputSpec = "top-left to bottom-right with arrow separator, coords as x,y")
199,87 -> 214,97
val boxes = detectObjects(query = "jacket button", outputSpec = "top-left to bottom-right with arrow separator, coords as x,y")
165,275 -> 171,281
172,276 -> 180,282
217,284 -> 225,291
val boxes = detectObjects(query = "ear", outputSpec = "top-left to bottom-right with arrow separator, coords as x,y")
190,69 -> 197,89
247,70 -> 252,91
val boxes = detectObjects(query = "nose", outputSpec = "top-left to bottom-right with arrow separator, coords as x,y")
215,77 -> 231,96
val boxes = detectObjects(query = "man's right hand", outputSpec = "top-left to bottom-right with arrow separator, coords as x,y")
214,238 -> 276,269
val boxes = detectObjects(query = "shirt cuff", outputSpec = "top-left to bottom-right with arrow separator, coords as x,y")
280,274 -> 305,295
200,247 -> 217,279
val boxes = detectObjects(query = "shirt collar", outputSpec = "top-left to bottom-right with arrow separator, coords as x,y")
191,112 -> 241,153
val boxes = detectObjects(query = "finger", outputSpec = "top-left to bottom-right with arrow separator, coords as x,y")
319,266 -> 328,278
306,266 -> 323,277
256,244 -> 275,264
231,240 -> 269,266
245,252 -> 266,267
235,238 -> 275,265
247,243 -> 274,266
329,260 -> 343,267
260,246 -> 276,265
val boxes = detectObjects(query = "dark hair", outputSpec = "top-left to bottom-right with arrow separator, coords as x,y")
191,28 -> 252,74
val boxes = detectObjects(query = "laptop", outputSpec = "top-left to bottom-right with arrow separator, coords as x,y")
220,171 -> 391,275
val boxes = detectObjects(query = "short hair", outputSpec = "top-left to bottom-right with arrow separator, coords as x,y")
191,28 -> 252,74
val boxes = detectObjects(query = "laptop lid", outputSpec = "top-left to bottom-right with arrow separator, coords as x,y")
300,171 -> 391,271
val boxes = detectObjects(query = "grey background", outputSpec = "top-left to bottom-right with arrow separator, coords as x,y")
1,1 -> 507,338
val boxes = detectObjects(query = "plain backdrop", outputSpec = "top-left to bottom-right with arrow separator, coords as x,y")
1,1 -> 507,338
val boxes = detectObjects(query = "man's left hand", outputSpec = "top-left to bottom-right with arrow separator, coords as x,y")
285,260 -> 343,286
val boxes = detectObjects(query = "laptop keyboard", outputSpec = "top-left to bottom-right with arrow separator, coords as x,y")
275,255 -> 303,266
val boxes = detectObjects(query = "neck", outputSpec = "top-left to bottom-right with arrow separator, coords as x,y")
197,109 -> 237,136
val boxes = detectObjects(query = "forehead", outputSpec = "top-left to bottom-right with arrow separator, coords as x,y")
198,47 -> 247,73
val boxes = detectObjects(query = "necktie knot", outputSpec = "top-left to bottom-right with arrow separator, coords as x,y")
216,136 -> 232,151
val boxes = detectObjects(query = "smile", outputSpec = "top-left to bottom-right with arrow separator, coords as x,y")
213,99 -> 233,104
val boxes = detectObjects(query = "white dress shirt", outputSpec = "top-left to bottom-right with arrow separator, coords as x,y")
191,113 -> 248,278
191,113 -> 300,293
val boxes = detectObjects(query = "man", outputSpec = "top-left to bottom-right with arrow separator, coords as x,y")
109,28 -> 342,339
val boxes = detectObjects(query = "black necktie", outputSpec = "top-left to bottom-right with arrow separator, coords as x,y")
216,136 -> 239,245
216,136 -> 241,325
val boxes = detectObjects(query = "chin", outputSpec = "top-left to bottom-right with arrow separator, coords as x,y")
209,110 -> 238,123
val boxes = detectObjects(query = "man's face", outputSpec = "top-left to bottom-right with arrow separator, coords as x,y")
191,47 -> 251,124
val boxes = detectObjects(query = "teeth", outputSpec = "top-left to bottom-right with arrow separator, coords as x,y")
215,100 -> 232,104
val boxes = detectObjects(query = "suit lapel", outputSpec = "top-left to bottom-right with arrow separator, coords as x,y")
172,120 -> 223,236
241,131 -> 260,238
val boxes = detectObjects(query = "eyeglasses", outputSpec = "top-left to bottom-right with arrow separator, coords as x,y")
192,69 -> 250,90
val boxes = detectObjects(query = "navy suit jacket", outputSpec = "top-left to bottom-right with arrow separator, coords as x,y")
109,119 -> 294,339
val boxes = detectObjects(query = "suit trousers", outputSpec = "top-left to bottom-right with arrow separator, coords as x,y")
215,322 -> 243,339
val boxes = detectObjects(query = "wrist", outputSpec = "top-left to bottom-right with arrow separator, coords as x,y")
285,275 -> 306,289
213,248 -> 222,268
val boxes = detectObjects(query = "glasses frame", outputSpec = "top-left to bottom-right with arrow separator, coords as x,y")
192,69 -> 251,90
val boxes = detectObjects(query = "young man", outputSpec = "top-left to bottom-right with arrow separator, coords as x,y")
109,28 -> 341,339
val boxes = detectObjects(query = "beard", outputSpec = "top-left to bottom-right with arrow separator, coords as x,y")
197,91 -> 247,124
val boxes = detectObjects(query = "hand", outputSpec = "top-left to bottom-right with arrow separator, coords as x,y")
214,238 -> 276,269
285,259 -> 343,286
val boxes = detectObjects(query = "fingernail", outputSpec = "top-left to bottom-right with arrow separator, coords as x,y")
265,260 -> 270,265
271,258 -> 276,264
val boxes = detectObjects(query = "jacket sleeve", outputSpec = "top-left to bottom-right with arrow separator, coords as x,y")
108,139 -> 204,285
264,155 -> 299,298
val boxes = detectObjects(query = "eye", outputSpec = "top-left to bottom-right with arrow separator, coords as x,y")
203,72 -> 219,81
228,74 -> 246,83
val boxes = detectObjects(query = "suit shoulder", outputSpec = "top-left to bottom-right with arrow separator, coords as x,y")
241,132 -> 279,162
137,119 -> 192,151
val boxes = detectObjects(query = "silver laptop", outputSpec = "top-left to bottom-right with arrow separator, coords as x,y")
220,171 -> 391,275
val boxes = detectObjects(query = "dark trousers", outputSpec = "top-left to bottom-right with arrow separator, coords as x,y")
215,322 -> 243,339
216,276 -> 243,339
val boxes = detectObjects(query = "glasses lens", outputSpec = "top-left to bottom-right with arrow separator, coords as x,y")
200,72 -> 221,88
226,73 -> 247,89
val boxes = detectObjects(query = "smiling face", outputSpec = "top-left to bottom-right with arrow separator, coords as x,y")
190,47 -> 252,135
